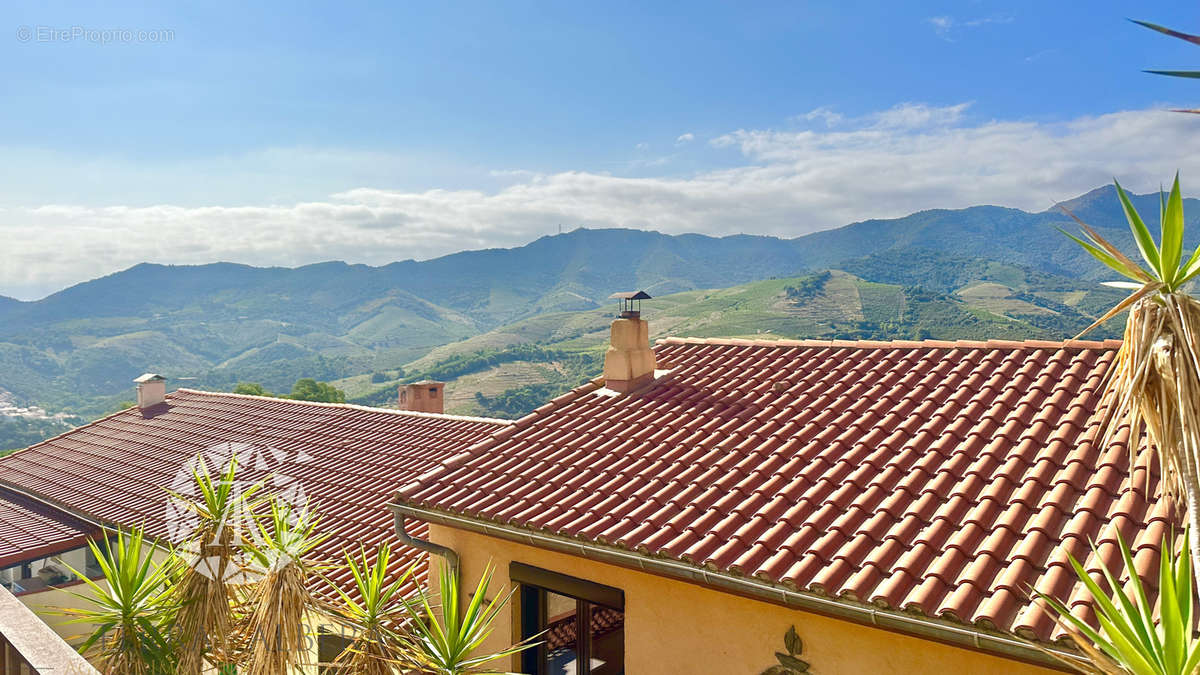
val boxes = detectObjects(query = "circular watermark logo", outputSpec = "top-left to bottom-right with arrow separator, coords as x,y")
164,441 -> 313,583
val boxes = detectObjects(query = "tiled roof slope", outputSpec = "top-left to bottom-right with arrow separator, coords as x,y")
0,390 -> 508,595
0,486 -> 99,568
398,337 -> 1173,642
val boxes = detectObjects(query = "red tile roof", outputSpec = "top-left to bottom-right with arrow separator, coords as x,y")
397,337 -> 1172,642
0,486 -> 99,569
0,389 -> 508,595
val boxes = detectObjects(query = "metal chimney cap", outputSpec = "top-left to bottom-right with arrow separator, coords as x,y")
133,373 -> 166,383
610,291 -> 651,319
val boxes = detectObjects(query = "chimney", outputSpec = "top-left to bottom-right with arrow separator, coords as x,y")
399,380 -> 445,414
133,373 -> 167,410
603,291 -> 656,393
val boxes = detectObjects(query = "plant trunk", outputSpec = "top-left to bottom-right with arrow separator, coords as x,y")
1182,459 -> 1200,578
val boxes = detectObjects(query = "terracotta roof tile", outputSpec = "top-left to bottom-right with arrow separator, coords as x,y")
397,337 -> 1171,641
0,390 -> 506,599
0,486 -> 100,569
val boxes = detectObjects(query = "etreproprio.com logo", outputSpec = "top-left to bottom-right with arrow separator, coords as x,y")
164,441 -> 313,583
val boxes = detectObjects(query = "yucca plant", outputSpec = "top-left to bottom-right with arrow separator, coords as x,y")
326,544 -> 416,674
1035,531 -> 1200,674
168,456 -> 263,674
1062,173 -> 1200,576
56,527 -> 177,675
239,498 -> 329,675
400,561 -> 535,675
1132,20 -> 1200,113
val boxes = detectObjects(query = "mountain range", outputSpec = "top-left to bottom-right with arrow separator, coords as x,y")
0,184 -> 1190,431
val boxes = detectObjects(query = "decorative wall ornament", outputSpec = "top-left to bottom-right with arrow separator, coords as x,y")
761,625 -> 810,674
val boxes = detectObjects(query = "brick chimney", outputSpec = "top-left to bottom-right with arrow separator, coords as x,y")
604,291 -> 656,393
133,373 -> 166,410
399,380 -> 445,414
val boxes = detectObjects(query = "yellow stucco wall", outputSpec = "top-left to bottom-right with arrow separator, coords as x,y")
429,523 -> 1061,675
17,576 -> 99,646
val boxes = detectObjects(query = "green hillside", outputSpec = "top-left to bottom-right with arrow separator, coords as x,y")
0,184 -> 1154,442
348,264 -> 1123,418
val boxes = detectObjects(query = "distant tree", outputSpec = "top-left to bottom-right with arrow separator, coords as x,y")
289,378 -> 346,403
783,271 -> 831,301
369,372 -> 388,383
233,382 -> 270,396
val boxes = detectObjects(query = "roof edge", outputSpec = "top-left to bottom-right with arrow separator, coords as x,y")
171,388 -> 513,425
655,337 -> 1122,352
0,482 -> 109,535
0,485 -> 103,568
389,501 -> 1081,672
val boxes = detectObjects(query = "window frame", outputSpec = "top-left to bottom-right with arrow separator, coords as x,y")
512,562 -> 624,675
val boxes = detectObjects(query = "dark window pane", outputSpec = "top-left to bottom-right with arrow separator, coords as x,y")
317,629 -> 351,674
545,591 -> 580,674
588,605 -> 625,675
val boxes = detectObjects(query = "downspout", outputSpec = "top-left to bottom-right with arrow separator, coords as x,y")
391,506 -> 460,576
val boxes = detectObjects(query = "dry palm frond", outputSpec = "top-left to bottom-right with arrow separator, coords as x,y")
239,498 -> 330,675
324,544 -> 416,675
168,455 -> 264,673
1065,174 -> 1200,576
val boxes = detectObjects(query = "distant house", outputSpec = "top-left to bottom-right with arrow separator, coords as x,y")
0,383 -> 508,661
390,305 -> 1167,674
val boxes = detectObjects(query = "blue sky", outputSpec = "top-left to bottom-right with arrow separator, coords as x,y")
3,0 -> 1200,298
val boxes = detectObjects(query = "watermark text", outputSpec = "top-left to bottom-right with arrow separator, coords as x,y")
16,25 -> 174,44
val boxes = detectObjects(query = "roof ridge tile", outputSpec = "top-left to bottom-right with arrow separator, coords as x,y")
655,336 -> 1120,351
172,388 -> 513,425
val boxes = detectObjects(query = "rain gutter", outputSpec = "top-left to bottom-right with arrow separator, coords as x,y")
388,502 -> 1082,672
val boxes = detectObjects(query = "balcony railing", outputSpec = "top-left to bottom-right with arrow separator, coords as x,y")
0,583 -> 97,674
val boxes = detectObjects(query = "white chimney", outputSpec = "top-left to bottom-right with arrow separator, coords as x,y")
133,373 -> 167,410
603,291 -> 657,393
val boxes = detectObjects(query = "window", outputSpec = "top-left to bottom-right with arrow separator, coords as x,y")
514,562 -> 624,675
317,627 -> 351,674
428,387 -> 438,397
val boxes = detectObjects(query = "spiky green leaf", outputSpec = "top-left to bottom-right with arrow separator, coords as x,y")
1162,173 -> 1186,286
1146,70 -> 1200,79
1131,19 -> 1200,45
1115,179 -> 1163,274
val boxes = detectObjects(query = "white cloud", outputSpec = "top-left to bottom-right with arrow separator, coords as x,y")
965,15 -> 1013,28
3,104 -> 1200,300
675,133 -> 696,145
798,107 -> 844,127
927,15 -> 954,38
635,142 -> 649,150
871,102 -> 972,129
789,102 -> 969,131
927,14 -> 1012,40
1025,49 -> 1056,64
488,168 -> 541,179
